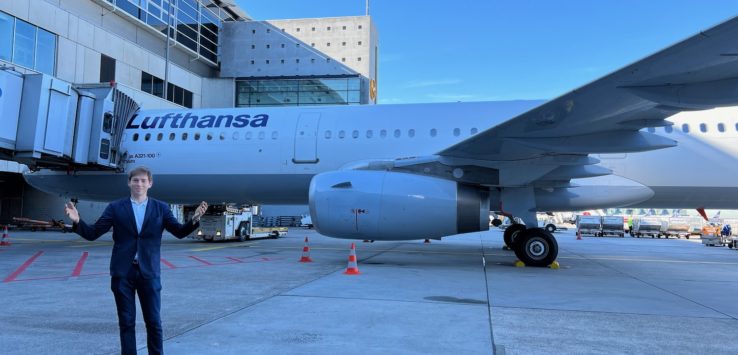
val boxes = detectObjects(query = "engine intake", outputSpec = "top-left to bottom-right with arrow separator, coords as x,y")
309,171 -> 489,240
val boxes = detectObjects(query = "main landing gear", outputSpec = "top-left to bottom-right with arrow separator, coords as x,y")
504,224 -> 559,267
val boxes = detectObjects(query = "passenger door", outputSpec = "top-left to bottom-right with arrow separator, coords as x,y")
293,112 -> 320,164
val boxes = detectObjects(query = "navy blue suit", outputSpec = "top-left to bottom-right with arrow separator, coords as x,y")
74,198 -> 198,355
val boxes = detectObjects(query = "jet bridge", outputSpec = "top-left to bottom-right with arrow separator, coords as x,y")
0,66 -> 139,171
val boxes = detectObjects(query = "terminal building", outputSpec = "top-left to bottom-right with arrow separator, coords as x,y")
0,0 -> 377,225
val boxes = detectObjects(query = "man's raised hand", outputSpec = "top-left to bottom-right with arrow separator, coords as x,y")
193,201 -> 208,222
64,202 -> 80,224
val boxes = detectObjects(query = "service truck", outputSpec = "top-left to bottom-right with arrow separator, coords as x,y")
190,205 -> 287,242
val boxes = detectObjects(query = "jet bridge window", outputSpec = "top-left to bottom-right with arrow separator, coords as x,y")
718,123 -> 725,132
700,123 -> 707,133
682,124 -> 690,133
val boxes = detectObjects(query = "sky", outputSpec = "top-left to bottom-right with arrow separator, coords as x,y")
235,0 -> 738,104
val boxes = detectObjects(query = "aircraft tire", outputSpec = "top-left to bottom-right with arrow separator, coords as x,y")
513,228 -> 558,267
504,224 -> 526,248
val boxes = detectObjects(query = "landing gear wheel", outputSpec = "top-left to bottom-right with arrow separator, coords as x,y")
513,228 -> 559,267
545,224 -> 556,233
504,224 -> 526,248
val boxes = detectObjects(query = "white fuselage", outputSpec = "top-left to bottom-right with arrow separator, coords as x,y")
23,101 -> 738,209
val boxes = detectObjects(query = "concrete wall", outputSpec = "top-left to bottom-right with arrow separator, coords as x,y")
221,16 -> 375,80
201,78 -> 236,108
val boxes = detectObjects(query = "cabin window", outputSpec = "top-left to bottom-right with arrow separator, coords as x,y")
144,133 -> 151,141
206,133 -> 213,141
471,128 -> 478,134
325,130 -> 332,139
664,125 -> 673,133
682,124 -> 690,133
453,128 -> 460,136
352,130 -> 359,138
169,133 -> 175,140
133,133 -> 139,141
182,133 -> 188,141
194,133 -> 201,141
366,130 -> 373,138
156,133 -> 163,141
272,131 -> 278,140
219,133 -> 226,140
408,129 -> 415,138
245,131 -> 252,140
394,129 -> 401,138
339,130 -> 346,139
380,129 -> 387,138
430,128 -> 437,137
718,123 -> 725,132
232,132 -> 239,140
700,123 -> 707,133
258,131 -> 265,140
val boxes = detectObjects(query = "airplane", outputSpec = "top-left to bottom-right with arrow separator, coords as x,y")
23,15 -> 738,267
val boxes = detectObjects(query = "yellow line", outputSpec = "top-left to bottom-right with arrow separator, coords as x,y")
190,242 -> 259,252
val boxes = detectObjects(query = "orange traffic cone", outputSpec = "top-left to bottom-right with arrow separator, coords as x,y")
576,230 -> 582,240
1,226 -> 10,246
299,237 -> 313,262
344,243 -> 360,275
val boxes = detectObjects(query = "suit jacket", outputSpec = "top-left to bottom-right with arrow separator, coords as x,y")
73,198 -> 199,279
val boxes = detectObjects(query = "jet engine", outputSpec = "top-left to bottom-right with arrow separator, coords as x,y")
308,171 -> 490,240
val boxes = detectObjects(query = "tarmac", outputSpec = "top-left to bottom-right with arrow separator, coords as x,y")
2,227 -> 738,354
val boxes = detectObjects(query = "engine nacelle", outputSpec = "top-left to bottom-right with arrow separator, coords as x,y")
309,171 -> 490,240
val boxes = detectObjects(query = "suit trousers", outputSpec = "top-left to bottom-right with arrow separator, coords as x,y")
111,264 -> 163,355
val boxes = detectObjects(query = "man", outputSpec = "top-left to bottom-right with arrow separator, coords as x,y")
64,166 -> 207,355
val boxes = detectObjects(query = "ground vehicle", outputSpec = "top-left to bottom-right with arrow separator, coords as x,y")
601,216 -> 625,237
191,205 -> 287,242
632,217 -> 662,238
701,224 -> 723,246
661,217 -> 691,239
537,215 -> 569,233
576,215 -> 602,237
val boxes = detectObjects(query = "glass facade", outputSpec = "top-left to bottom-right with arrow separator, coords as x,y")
236,77 -> 362,107
141,71 -> 193,108
0,11 -> 56,75
107,0 -> 236,64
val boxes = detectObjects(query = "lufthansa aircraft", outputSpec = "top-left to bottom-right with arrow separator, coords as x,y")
24,15 -> 738,266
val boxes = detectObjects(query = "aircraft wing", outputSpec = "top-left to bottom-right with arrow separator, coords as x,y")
419,15 -> 738,187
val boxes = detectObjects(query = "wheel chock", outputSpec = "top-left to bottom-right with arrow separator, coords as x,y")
502,245 -> 511,250
548,261 -> 560,269
513,260 -> 525,268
